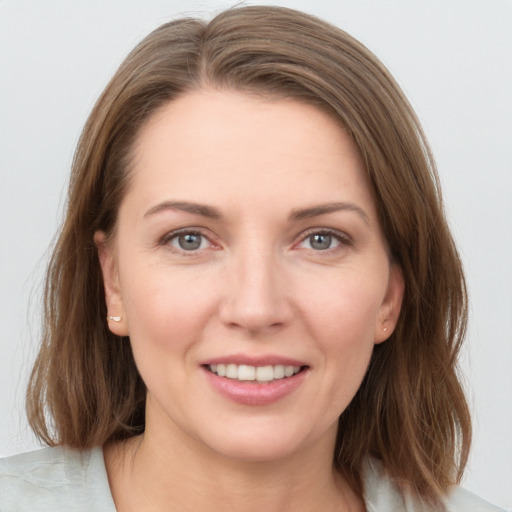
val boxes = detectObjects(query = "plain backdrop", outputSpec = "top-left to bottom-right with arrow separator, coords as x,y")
1,1 -> 511,509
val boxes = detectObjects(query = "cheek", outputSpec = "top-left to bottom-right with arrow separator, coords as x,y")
119,260 -> 219,355
299,270 -> 386,396
300,270 -> 385,347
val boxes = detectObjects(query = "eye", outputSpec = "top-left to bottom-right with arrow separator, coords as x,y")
297,229 -> 349,251
307,233 -> 338,250
166,231 -> 211,251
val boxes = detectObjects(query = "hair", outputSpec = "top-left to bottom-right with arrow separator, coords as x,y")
27,5 -> 470,507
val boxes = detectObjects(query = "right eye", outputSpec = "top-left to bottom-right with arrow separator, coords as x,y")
165,231 -> 211,252
301,232 -> 340,251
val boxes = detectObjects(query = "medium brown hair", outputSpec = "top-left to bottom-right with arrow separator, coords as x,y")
27,5 -> 470,506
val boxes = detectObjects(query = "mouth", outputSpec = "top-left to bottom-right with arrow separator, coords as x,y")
205,363 -> 306,383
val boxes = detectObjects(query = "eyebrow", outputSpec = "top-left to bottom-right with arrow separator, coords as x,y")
143,200 -> 369,225
289,202 -> 370,225
143,201 -> 222,220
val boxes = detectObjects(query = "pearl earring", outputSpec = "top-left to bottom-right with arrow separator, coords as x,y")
107,315 -> 122,322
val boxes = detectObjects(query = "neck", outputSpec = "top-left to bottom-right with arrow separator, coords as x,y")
104,424 -> 362,512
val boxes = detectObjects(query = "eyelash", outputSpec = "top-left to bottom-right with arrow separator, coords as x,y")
159,228 -> 216,255
296,228 -> 352,253
159,227 -> 352,255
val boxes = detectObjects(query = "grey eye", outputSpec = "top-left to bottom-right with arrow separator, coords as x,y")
309,233 -> 333,250
175,233 -> 204,251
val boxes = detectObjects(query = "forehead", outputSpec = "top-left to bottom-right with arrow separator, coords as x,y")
124,89 -> 375,218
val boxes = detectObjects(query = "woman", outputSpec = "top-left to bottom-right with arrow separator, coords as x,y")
0,6 -> 505,511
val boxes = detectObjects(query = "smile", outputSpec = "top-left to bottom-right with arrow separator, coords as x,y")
207,364 -> 302,382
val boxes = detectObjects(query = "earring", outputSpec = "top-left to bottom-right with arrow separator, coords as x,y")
383,326 -> 388,333
107,315 -> 122,322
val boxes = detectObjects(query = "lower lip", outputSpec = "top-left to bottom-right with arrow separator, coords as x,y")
203,367 -> 308,406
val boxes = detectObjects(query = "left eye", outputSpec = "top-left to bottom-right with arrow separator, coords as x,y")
168,232 -> 210,251
299,232 -> 341,251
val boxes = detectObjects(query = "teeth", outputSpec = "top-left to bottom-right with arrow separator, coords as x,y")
208,364 -> 302,382
274,365 -> 285,379
256,365 -> 273,382
226,364 -> 238,379
238,365 -> 256,381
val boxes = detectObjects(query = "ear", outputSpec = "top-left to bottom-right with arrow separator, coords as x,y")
374,264 -> 404,344
94,231 -> 128,336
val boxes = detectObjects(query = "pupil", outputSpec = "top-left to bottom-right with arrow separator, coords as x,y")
179,233 -> 201,250
311,234 -> 331,250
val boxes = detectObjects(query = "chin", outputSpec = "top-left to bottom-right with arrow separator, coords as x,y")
211,438 -> 302,463
196,420 -> 331,464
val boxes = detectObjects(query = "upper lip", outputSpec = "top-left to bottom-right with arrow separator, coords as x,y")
201,354 -> 309,367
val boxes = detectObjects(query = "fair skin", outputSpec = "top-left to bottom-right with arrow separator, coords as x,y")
96,89 -> 403,512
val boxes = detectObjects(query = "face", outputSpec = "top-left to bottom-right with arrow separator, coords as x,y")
96,90 -> 403,463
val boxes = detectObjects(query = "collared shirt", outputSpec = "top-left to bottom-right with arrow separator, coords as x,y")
0,446 -> 506,511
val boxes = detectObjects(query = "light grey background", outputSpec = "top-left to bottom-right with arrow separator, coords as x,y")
1,1 -> 511,509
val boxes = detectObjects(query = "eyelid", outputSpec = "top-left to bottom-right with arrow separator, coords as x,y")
157,226 -> 352,253
159,227 -> 219,253
295,227 -> 353,250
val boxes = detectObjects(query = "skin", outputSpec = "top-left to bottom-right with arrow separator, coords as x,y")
96,89 -> 404,512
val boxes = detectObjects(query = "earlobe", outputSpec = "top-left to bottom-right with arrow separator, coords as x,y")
375,264 -> 404,344
94,231 -> 128,336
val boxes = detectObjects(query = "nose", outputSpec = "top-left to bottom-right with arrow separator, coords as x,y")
219,244 -> 293,335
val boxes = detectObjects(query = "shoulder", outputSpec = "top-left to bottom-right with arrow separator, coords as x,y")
0,445 -> 116,512
362,458 -> 507,512
446,486 -> 508,512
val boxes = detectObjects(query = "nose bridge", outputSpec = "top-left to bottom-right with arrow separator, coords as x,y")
220,236 -> 291,332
